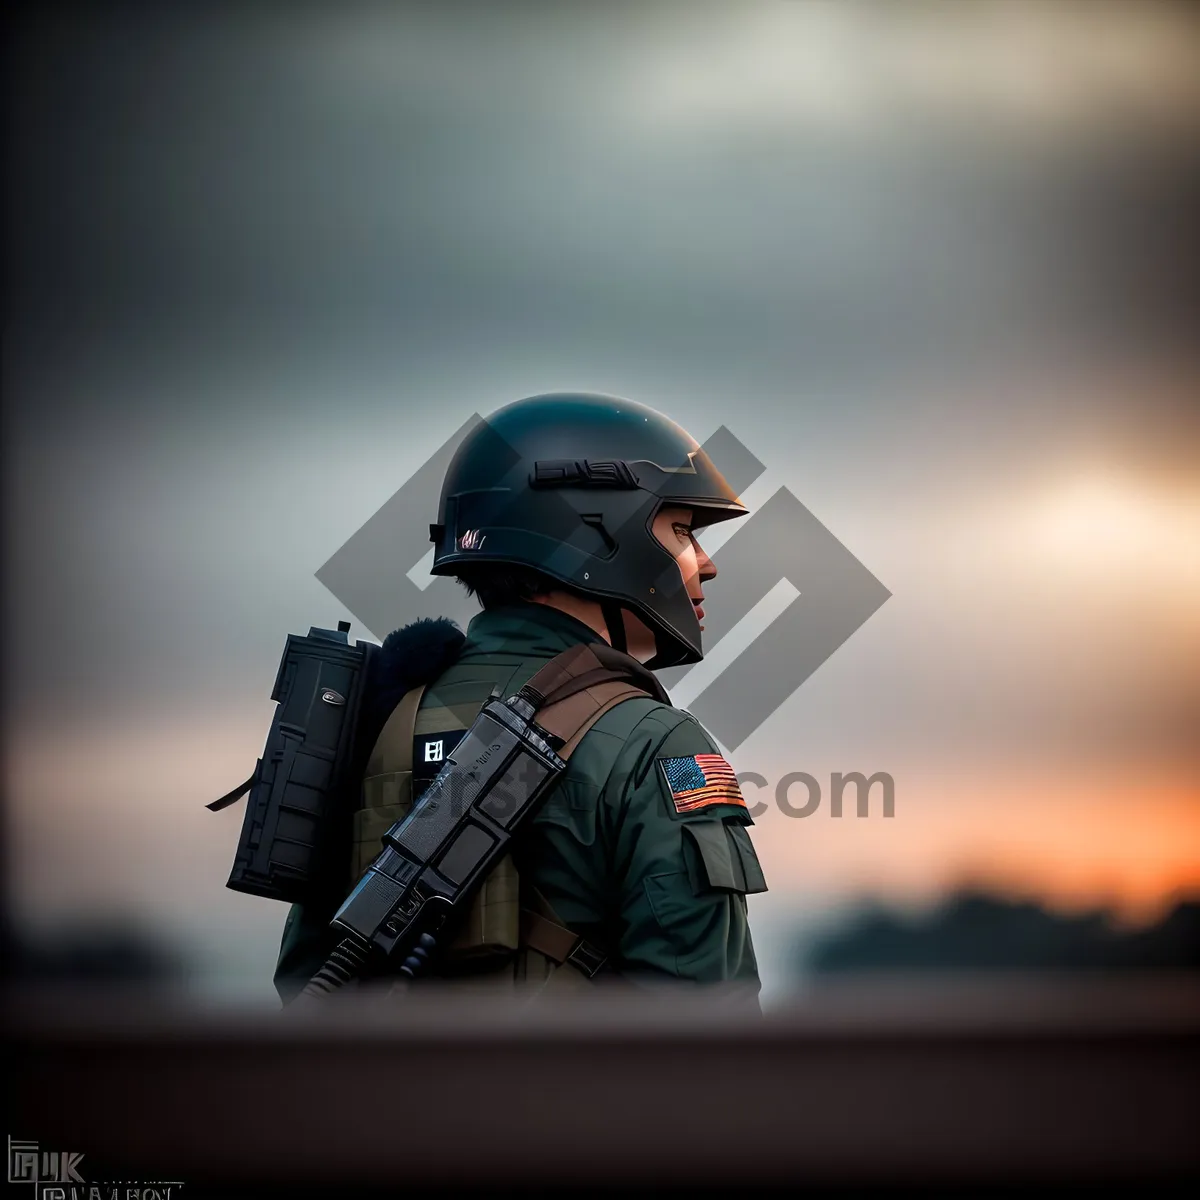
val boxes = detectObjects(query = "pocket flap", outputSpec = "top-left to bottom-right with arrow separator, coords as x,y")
727,822 -> 768,894
682,820 -> 768,895
683,821 -> 741,891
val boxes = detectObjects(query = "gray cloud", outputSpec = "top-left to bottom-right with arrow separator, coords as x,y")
9,5 -> 1199,374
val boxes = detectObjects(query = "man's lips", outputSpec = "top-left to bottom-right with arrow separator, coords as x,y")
692,598 -> 705,626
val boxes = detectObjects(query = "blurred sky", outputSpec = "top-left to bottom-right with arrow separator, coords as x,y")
5,1 -> 1199,1004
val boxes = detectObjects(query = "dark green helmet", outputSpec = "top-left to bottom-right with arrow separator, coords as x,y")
428,393 -> 748,669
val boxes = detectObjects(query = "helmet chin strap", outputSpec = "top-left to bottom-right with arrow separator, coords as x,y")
600,600 -> 628,654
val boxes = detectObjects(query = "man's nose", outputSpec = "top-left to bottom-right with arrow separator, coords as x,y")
697,543 -> 717,583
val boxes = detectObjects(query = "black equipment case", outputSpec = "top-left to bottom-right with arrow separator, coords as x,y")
209,621 -> 378,904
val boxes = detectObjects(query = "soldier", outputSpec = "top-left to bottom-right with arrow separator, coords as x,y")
275,393 -> 767,1002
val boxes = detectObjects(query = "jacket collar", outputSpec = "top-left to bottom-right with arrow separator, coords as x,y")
460,601 -> 607,660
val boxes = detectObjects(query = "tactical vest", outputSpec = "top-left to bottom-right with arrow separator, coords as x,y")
348,645 -> 660,986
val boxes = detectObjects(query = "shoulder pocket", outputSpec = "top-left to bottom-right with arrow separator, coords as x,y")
682,819 -> 768,896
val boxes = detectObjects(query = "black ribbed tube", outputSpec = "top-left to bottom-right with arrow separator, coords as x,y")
299,933 -> 372,999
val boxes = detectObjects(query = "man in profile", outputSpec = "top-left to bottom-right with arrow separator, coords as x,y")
275,392 -> 767,1001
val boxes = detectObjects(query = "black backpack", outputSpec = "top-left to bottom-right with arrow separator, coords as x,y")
209,617 -> 464,905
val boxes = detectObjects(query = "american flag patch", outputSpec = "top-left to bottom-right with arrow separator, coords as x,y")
659,753 -> 745,814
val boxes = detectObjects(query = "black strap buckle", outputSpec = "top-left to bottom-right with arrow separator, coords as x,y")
565,938 -> 608,979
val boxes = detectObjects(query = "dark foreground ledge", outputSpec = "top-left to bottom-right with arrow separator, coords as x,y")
5,976 -> 1199,1191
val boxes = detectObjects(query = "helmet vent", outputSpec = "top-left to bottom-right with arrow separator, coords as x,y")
531,459 -> 639,488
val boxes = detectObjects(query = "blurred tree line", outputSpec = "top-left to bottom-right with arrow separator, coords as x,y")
802,891 -> 1200,974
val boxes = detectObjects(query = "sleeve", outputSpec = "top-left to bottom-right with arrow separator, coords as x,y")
601,710 -> 768,991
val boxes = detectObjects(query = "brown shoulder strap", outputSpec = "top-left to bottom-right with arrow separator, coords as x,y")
520,641 -> 669,711
510,646 -> 662,982
519,891 -> 608,979
542,679 -> 651,758
515,642 -> 667,754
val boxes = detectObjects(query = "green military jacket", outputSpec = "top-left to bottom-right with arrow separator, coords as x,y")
274,602 -> 767,1000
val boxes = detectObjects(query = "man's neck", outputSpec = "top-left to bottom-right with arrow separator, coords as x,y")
529,591 -> 656,663
529,591 -> 610,644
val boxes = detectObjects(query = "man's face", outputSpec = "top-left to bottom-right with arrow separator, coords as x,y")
602,503 -> 719,665
649,504 -> 717,632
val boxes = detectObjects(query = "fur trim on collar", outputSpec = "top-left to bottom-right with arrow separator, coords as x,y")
358,616 -> 466,757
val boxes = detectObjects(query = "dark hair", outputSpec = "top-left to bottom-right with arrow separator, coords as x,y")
452,563 -> 558,610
